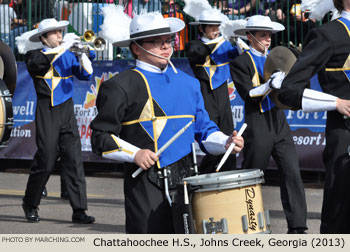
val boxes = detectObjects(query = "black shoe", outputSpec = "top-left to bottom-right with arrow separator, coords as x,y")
42,187 -> 47,197
287,228 -> 307,234
60,191 -> 69,200
72,210 -> 95,224
22,202 -> 40,222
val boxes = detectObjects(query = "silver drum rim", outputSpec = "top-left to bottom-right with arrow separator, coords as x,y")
183,169 -> 265,192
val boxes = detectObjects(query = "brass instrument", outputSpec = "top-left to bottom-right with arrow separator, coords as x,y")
70,30 -> 106,54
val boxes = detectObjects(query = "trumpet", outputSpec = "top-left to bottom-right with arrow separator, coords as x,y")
70,30 -> 106,54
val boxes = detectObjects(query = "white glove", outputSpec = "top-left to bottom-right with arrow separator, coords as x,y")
269,71 -> 286,89
249,82 -> 271,97
62,33 -> 80,50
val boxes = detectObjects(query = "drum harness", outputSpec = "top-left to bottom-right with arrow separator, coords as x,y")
132,120 -> 197,206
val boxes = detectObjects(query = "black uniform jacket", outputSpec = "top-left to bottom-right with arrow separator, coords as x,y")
279,19 -> 350,108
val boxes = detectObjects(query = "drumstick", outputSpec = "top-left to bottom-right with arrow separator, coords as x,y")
215,123 -> 247,173
132,120 -> 194,178
184,181 -> 189,205
191,142 -> 199,175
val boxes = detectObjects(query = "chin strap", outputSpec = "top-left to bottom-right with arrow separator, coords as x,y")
134,41 -> 177,74
41,36 -> 54,49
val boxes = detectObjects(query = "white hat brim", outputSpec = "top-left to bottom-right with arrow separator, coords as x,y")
189,21 -> 221,25
234,22 -> 284,36
29,20 -> 69,42
113,18 -> 185,47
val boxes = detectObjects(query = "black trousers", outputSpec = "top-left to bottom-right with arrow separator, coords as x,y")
242,107 -> 307,230
23,98 -> 87,210
123,155 -> 193,234
320,112 -> 350,234
198,81 -> 236,174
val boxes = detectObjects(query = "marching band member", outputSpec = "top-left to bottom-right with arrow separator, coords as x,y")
185,7 -> 240,174
230,15 -> 308,234
21,18 -> 95,224
90,11 -> 244,234
279,0 -> 350,234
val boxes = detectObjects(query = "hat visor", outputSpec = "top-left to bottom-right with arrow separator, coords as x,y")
189,21 -> 222,25
234,22 -> 284,36
113,18 -> 185,47
29,21 -> 69,42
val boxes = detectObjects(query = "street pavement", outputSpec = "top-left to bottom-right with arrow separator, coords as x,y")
0,171 -> 323,234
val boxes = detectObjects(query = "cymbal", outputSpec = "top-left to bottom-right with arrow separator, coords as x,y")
0,41 -> 17,95
264,46 -> 299,110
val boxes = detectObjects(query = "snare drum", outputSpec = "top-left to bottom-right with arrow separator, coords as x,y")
183,169 -> 271,234
0,79 -> 13,148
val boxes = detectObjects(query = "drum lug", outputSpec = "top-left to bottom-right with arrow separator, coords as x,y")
257,212 -> 265,230
0,89 -> 12,99
241,215 -> 249,233
264,209 -> 271,229
202,217 -> 228,234
1,119 -> 14,128
242,211 -> 269,233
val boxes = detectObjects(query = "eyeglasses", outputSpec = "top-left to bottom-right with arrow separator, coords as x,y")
142,38 -> 175,48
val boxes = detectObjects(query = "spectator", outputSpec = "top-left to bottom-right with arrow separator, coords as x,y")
219,0 -> 258,20
275,0 -> 316,47
0,0 -> 17,45
10,0 -> 55,56
262,0 -> 285,22
162,0 -> 188,56
133,0 -> 162,14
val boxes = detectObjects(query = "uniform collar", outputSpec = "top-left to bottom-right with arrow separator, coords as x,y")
341,11 -> 350,21
201,36 -> 222,44
249,46 -> 267,57
136,59 -> 168,73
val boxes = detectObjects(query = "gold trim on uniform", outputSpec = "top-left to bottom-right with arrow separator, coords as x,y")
102,134 -> 134,155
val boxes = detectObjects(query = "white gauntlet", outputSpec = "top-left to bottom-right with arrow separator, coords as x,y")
249,82 -> 271,97
80,53 -> 93,74
302,88 -> 337,112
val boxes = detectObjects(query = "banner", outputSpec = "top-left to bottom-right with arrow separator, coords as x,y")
0,59 -> 326,172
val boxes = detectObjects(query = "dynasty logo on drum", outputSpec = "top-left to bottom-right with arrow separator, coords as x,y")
245,187 -> 257,231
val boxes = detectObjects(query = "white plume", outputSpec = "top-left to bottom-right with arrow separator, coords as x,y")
301,0 -> 338,20
15,30 -> 43,54
99,4 -> 132,44
220,19 -> 247,41
183,0 -> 212,21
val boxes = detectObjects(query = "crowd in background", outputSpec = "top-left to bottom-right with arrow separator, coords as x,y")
0,0 -> 332,59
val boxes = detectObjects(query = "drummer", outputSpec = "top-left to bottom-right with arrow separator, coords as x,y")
90,12 -> 244,234
230,15 -> 308,234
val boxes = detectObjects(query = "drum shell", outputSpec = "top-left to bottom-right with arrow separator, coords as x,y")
183,169 -> 270,234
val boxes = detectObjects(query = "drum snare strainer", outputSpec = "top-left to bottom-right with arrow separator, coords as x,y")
183,169 -> 271,234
